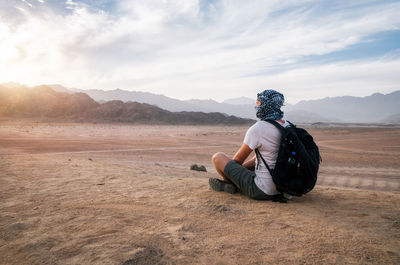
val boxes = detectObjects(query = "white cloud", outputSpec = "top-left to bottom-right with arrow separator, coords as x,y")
0,0 -> 399,102
21,0 -> 33,8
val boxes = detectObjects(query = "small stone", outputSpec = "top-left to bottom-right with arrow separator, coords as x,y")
198,165 -> 207,172
33,207 -> 39,210
190,164 -> 207,172
88,158 -> 93,161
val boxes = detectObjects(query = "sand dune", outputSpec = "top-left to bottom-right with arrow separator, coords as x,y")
1,121 -> 399,264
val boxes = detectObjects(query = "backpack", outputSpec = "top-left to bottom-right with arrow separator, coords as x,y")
255,119 -> 321,198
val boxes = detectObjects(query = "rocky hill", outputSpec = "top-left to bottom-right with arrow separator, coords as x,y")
0,85 -> 98,119
0,85 -> 253,125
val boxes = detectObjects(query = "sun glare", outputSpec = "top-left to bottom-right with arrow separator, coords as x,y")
0,25 -> 20,68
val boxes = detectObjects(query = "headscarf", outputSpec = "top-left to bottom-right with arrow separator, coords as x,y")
255,89 -> 284,121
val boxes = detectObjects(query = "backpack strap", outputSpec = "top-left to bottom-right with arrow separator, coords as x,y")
255,148 -> 288,203
254,148 -> 273,176
255,119 -> 290,175
265,119 -> 284,131
265,119 -> 295,131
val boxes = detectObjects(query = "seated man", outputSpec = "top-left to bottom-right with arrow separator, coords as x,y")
209,89 -> 289,200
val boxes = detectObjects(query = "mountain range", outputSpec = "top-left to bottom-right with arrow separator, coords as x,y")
0,84 -> 253,125
49,85 -> 257,119
48,84 -> 400,123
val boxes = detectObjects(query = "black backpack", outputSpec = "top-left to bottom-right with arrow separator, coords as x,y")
255,119 -> 321,197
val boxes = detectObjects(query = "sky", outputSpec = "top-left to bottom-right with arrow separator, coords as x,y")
0,0 -> 400,103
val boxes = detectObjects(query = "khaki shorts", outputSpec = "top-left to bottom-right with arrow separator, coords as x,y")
224,160 -> 274,200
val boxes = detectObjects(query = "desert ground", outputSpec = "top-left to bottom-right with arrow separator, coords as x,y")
0,121 -> 399,264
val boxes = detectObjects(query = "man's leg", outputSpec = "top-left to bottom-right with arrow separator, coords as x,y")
211,152 -> 231,182
209,152 -> 238,194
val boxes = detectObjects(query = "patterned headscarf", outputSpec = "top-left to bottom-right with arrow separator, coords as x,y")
255,89 -> 285,120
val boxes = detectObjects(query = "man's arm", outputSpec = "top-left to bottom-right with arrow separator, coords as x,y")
232,143 -> 253,165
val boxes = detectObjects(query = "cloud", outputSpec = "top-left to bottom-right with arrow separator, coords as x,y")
0,0 -> 399,102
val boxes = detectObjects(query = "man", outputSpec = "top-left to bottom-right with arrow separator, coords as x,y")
209,89 -> 289,200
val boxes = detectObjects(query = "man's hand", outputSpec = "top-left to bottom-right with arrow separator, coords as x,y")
242,155 -> 256,171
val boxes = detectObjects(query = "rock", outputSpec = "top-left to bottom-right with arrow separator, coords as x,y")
190,164 -> 207,172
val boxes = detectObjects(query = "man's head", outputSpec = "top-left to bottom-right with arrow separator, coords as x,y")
255,89 -> 284,121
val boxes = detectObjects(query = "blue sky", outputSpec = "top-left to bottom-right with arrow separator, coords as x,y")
0,0 -> 399,103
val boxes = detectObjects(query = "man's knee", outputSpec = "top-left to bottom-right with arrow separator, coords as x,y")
211,152 -> 220,163
212,152 -> 230,168
212,152 -> 226,163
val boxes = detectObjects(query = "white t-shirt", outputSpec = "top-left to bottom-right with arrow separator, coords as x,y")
243,120 -> 290,195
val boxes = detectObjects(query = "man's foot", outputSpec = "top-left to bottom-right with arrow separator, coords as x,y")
208,178 -> 237,194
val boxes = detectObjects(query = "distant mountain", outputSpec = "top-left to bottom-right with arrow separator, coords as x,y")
381,113 -> 400,124
87,100 -> 253,125
291,91 -> 400,123
38,84 -> 400,124
47,84 -> 76,93
49,85 -> 257,118
284,110 -> 342,123
0,85 -> 253,125
50,85 -> 215,111
183,98 -> 256,118
222,97 -> 254,105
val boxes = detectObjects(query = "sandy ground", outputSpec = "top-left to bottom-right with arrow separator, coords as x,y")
0,121 -> 399,264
